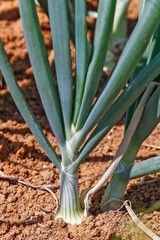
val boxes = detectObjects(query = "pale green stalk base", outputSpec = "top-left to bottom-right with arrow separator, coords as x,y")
101,141 -> 139,211
54,167 -> 84,225
54,208 -> 84,225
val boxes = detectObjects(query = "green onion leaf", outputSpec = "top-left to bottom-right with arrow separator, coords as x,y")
48,0 -> 73,140
73,0 -> 87,125
0,40 -> 61,170
18,0 -> 65,147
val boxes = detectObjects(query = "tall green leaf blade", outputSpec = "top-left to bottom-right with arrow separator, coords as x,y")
79,0 -> 160,137
0,40 -> 61,170
18,0 -> 65,147
76,0 -> 117,129
73,0 -> 87,125
75,54 -> 160,166
48,0 -> 73,139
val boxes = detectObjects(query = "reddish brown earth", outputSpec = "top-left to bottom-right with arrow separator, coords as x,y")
0,0 -> 160,239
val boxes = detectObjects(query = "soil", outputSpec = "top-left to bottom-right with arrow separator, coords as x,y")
0,0 -> 160,239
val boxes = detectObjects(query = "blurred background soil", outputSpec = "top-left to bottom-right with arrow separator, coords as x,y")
0,0 -> 159,239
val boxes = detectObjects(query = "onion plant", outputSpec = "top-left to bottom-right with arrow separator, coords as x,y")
0,0 -> 160,225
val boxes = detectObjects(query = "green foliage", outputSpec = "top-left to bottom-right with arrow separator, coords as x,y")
0,0 -> 160,224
